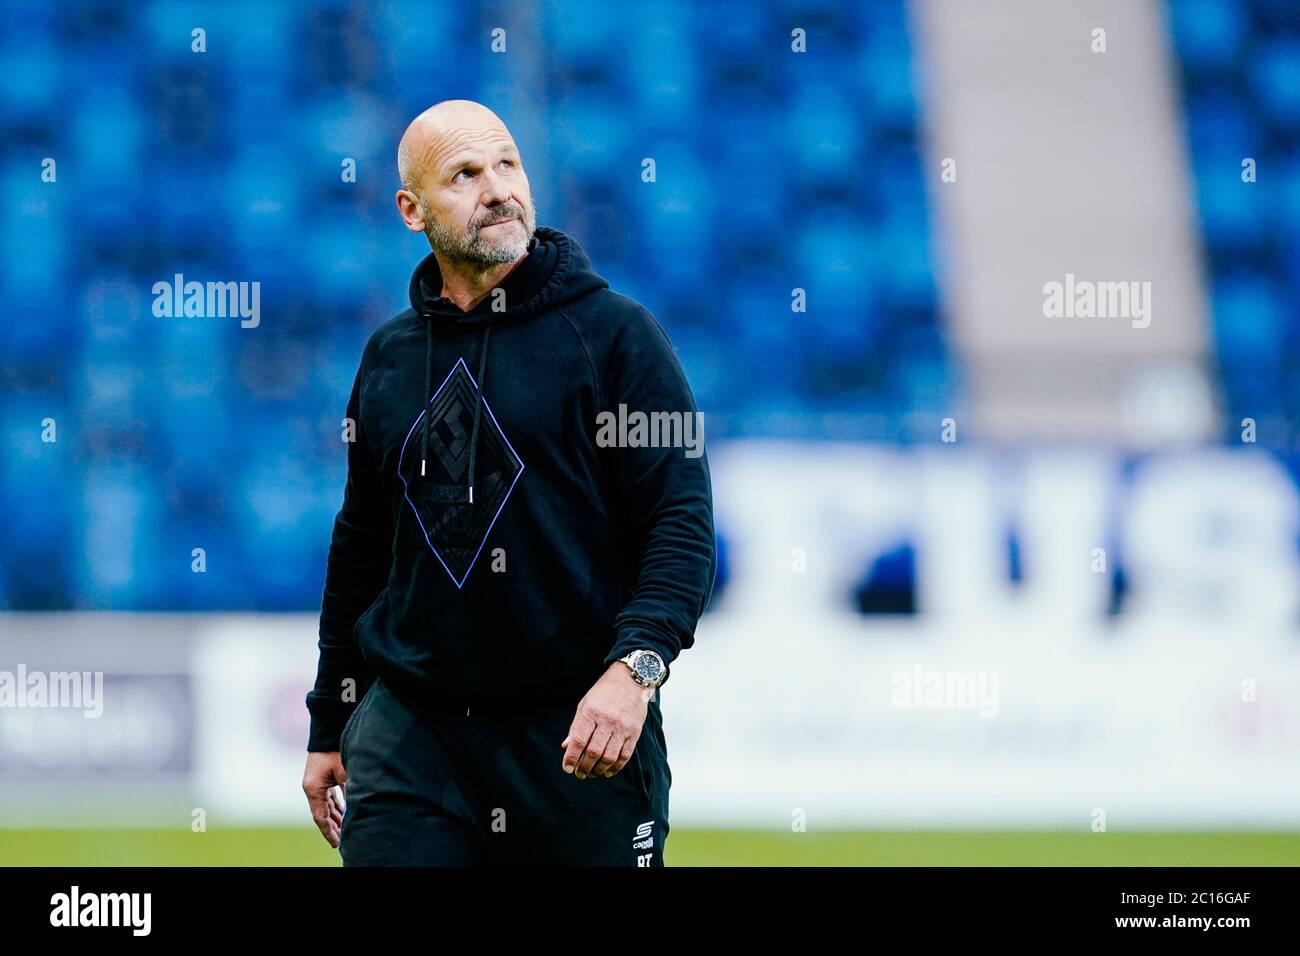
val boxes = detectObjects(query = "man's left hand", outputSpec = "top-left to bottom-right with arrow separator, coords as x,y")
560,662 -> 653,780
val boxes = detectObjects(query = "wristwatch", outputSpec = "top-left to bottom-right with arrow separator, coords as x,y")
619,649 -> 668,688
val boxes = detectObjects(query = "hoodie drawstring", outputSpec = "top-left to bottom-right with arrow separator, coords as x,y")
420,316 -> 491,507
421,315 -> 433,478
466,325 -> 490,505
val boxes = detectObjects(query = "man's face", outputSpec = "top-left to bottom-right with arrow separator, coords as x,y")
415,127 -> 536,267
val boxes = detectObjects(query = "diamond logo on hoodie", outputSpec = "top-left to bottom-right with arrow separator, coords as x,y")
398,358 -> 524,588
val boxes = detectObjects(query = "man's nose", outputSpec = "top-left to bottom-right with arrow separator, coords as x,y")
480,167 -> 513,206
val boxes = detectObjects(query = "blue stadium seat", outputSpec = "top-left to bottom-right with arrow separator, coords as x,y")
0,0 -> 949,609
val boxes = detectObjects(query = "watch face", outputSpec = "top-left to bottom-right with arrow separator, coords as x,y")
634,653 -> 662,682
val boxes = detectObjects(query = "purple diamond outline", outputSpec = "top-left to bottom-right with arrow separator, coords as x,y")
397,356 -> 525,589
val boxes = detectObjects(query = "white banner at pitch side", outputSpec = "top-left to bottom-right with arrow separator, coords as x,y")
665,441 -> 1300,827
185,610 -> 1300,830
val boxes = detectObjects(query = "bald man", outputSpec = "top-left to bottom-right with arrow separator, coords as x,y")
302,101 -> 716,866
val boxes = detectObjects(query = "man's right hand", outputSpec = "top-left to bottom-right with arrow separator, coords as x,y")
303,751 -> 348,848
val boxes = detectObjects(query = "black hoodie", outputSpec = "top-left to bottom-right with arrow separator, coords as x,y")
306,227 -> 716,750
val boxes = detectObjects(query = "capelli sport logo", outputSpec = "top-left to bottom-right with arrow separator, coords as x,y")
634,819 -> 656,867
633,819 -> 655,849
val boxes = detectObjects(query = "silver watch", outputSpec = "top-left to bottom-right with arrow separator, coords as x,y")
619,649 -> 668,688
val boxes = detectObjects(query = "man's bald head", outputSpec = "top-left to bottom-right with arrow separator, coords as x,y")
397,99 -> 510,193
395,99 -> 536,267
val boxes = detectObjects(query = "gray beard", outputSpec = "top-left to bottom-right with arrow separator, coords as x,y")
424,202 -> 537,268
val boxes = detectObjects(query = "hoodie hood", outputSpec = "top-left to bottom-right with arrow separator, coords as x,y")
408,226 -> 610,507
408,225 -> 610,323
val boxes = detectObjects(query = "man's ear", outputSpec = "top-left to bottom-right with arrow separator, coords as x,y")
396,189 -> 426,234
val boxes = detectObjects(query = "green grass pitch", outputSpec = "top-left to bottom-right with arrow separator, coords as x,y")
2,829 -> 1297,866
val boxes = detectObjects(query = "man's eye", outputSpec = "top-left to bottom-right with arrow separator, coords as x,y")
499,159 -> 515,169
455,169 -> 475,181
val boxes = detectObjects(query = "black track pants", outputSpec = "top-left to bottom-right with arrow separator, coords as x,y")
338,676 -> 671,866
